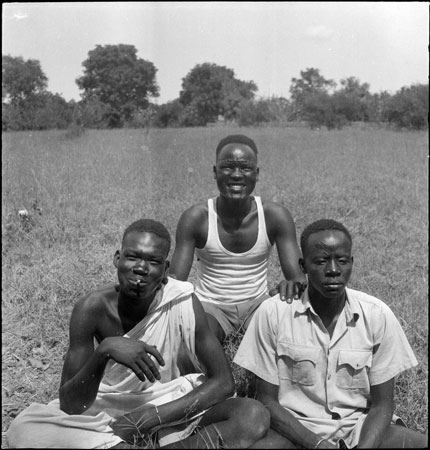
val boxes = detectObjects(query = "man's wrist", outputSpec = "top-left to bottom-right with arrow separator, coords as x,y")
314,438 -> 326,448
154,405 -> 162,426
95,341 -> 111,361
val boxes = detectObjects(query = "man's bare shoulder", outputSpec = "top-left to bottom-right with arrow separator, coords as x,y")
180,201 -> 209,221
261,199 -> 295,222
73,284 -> 117,316
176,201 -> 209,236
67,285 -> 119,342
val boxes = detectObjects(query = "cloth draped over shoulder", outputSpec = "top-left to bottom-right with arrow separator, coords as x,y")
6,278 -> 206,449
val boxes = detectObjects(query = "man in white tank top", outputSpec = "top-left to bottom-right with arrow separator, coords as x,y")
170,135 -> 306,343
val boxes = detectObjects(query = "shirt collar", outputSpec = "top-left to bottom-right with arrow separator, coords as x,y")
296,289 -> 313,315
296,287 -> 360,324
344,288 -> 361,324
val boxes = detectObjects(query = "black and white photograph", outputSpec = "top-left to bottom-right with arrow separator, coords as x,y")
2,2 -> 428,448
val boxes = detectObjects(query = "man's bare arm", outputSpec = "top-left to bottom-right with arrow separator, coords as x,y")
265,203 -> 307,301
59,296 -> 164,415
59,296 -> 111,414
357,379 -> 394,448
170,207 -> 203,281
256,377 -> 336,449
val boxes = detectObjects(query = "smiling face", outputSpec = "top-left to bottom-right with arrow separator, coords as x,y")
300,230 -> 353,302
114,231 -> 169,302
213,143 -> 259,201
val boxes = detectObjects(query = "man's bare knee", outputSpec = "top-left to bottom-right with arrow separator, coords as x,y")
229,398 -> 270,443
250,428 -> 298,449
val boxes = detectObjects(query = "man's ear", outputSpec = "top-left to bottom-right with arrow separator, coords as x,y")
299,258 -> 307,274
113,250 -> 120,268
351,256 -> 354,265
163,260 -> 170,284
213,165 -> 217,179
256,167 -> 260,181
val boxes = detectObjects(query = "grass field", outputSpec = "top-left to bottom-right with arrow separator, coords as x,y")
2,125 -> 428,444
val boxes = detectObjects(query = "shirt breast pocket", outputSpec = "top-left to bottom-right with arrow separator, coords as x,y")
336,350 -> 372,390
277,342 -> 320,386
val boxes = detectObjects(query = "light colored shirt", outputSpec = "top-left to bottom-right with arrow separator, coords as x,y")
195,196 -> 272,305
233,287 -> 418,443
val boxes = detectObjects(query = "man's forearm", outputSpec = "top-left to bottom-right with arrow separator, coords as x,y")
266,401 -> 330,448
59,347 -> 108,414
357,406 -> 392,448
110,374 -> 233,444
152,377 -> 233,426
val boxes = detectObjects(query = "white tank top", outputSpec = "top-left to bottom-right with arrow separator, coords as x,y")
195,196 -> 272,305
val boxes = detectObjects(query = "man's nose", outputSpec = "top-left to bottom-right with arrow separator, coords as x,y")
132,261 -> 149,274
231,166 -> 243,177
326,261 -> 340,275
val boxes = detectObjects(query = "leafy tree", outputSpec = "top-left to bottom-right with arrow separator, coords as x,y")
237,97 -> 290,126
33,92 -> 73,129
2,103 -> 21,130
126,104 -> 158,128
2,55 -> 74,131
76,44 -> 159,128
338,76 -> 370,97
365,91 -> 392,123
385,84 -> 428,129
153,99 -> 184,128
2,55 -> 47,104
2,91 -> 73,131
289,68 -> 336,119
221,77 -> 257,121
179,63 -> 257,126
2,55 -> 50,130
72,97 -> 110,129
332,77 -> 371,122
300,92 -> 347,130
265,96 -> 293,123
237,99 -> 271,126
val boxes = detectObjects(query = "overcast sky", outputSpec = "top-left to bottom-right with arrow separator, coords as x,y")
3,2 -> 429,104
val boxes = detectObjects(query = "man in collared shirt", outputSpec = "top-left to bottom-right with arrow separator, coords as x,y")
234,219 -> 427,448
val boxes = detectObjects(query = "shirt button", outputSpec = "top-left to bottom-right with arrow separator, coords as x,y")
328,374 -> 332,380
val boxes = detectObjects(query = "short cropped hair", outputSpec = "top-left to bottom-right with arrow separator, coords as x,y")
122,219 -> 171,255
216,135 -> 258,159
300,219 -> 352,255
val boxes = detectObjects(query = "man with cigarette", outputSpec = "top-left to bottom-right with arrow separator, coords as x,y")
7,219 -> 269,448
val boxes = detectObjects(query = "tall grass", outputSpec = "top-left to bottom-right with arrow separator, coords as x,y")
2,126 -> 428,442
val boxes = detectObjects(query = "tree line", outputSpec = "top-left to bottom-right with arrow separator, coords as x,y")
2,44 -> 428,131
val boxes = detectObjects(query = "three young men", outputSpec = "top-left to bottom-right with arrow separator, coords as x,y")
7,132 -> 425,448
